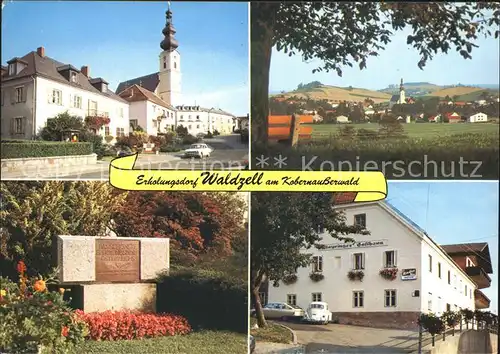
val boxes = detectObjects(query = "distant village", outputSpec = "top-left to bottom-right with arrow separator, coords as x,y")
270,79 -> 500,125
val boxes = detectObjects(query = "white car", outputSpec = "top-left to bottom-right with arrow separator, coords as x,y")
183,143 -> 213,158
251,302 -> 305,320
303,301 -> 332,324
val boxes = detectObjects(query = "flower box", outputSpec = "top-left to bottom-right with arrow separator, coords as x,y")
347,270 -> 364,281
309,272 -> 325,282
379,267 -> 398,280
282,274 -> 298,285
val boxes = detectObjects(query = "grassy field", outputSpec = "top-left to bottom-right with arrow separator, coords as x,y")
250,318 -> 294,344
308,122 -> 500,139
80,331 -> 247,354
276,84 -> 391,103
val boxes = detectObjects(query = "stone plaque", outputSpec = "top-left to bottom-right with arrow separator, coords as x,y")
95,239 -> 140,282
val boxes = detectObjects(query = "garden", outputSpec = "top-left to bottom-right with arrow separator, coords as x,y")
0,182 -> 249,353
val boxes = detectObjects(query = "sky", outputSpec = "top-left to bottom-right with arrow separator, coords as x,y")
270,25 -> 500,92
387,181 -> 499,315
1,1 -> 249,115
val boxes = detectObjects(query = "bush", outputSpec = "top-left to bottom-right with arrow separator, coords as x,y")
0,262 -> 87,354
182,134 -> 199,145
156,266 -> 247,333
418,313 -> 445,336
160,145 -> 181,153
80,132 -> 105,159
1,141 -> 93,159
212,130 -> 220,136
76,310 -> 191,341
176,126 -> 189,137
204,131 -> 214,139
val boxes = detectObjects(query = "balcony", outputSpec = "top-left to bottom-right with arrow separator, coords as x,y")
465,266 -> 491,289
474,289 -> 490,309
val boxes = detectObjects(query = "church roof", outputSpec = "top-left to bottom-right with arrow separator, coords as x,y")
116,72 -> 159,94
390,94 -> 400,102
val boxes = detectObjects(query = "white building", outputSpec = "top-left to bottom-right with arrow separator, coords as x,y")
118,84 -> 176,136
336,115 -> 349,123
1,47 -> 130,141
115,5 -> 237,136
468,112 -> 488,123
268,201 -> 476,330
389,78 -> 406,109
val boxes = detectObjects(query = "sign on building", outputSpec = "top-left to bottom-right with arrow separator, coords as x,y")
320,239 -> 387,250
401,268 -> 417,281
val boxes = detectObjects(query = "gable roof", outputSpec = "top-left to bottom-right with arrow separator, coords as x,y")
116,72 -> 159,94
2,51 -> 128,103
441,243 -> 493,274
118,84 -> 175,110
390,94 -> 399,102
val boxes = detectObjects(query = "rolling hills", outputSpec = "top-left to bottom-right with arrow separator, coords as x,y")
272,84 -> 392,103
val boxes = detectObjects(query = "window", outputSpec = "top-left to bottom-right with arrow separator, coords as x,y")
454,275 -> 457,289
287,294 -> 297,306
130,119 -> 138,128
428,293 -> 432,311
353,291 -> 364,308
116,127 -> 125,137
438,263 -> 441,278
104,126 -> 110,136
15,87 -> 24,103
51,89 -> 62,105
353,253 -> 364,270
312,292 -> 322,302
119,107 -> 124,118
354,214 -> 366,228
465,285 -> 467,296
384,290 -> 396,307
180,115 -> 184,120
312,256 -> 323,273
446,303 -> 451,312
469,289 -> 472,299
317,224 -> 325,234
460,280 -> 463,293
466,257 -> 475,267
334,256 -> 341,269
188,125 -> 192,130
174,62 -> 177,69
437,296 -> 442,314
428,255 -> 432,272
8,64 -> 14,75
70,72 -> 77,83
196,115 -> 200,120
72,95 -> 82,109
384,250 -> 396,268
447,270 -> 451,284
258,292 -> 268,306
13,117 -> 25,134
102,83 -> 107,92
196,125 -> 200,129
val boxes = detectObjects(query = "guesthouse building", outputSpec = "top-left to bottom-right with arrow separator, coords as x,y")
267,200 -> 477,330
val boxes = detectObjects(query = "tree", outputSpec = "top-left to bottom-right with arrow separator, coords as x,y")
112,192 -> 246,260
0,182 -> 126,278
251,2 -> 500,143
38,111 -> 85,141
250,193 -> 368,327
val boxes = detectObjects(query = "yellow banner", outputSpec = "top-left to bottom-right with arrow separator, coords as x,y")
108,154 -> 387,202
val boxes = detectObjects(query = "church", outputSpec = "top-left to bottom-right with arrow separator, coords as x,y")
389,78 -> 406,109
116,5 -> 237,137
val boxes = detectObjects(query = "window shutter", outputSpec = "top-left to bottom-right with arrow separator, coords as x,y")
350,254 -> 354,270
22,117 -> 27,134
383,251 -> 386,267
10,118 -> 14,135
48,89 -> 52,103
362,253 -> 365,269
10,89 -> 16,104
69,94 -> 73,108
22,87 -> 27,102
394,250 -> 398,267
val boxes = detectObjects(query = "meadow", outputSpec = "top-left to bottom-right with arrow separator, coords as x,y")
307,122 -> 500,139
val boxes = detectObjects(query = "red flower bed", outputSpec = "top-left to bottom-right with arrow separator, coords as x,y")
75,310 -> 191,340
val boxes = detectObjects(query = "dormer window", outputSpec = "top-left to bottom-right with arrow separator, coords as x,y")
102,83 -> 107,92
8,64 -> 15,75
70,72 -> 78,83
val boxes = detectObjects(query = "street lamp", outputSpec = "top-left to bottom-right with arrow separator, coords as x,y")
157,114 -> 166,134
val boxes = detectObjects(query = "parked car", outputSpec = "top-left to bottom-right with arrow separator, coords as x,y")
251,302 -> 305,321
183,143 -> 213,158
117,147 -> 134,157
303,301 -> 332,324
249,335 -> 255,353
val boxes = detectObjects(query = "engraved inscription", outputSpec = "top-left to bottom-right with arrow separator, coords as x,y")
95,239 -> 140,282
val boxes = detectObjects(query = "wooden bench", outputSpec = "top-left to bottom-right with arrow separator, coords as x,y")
268,115 -> 313,143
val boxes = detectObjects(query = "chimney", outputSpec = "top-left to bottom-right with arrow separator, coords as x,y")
37,47 -> 45,57
81,66 -> 89,77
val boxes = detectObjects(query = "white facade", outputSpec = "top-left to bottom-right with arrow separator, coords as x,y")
336,115 -> 349,123
468,112 -> 488,123
128,100 -> 176,136
268,202 -> 476,316
1,75 -> 129,142
157,49 -> 182,107
176,106 -> 235,136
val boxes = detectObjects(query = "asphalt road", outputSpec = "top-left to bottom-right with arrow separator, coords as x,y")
58,149 -> 248,180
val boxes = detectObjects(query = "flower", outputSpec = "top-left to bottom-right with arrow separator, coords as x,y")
0,289 -> 6,297
34,279 -> 47,292
61,326 -> 69,337
17,261 -> 27,274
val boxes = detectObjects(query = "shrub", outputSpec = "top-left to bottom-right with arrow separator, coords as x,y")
156,266 -> 247,333
212,130 -> 220,136
38,111 -> 85,141
0,262 -> 87,354
418,313 -> 445,336
80,132 -> 105,159
160,145 -> 181,153
176,126 -> 189,137
441,310 -> 461,328
76,311 -> 191,341
182,134 -> 199,145
1,141 -> 93,159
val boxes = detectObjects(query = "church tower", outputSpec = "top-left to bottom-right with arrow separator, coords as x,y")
157,4 -> 182,107
399,78 -> 406,104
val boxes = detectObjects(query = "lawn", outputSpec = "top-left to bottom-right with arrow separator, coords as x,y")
308,122 -> 499,139
250,318 -> 293,344
80,330 -> 247,354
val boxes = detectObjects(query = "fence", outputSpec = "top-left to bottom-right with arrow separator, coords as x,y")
417,312 -> 499,353
268,115 -> 313,142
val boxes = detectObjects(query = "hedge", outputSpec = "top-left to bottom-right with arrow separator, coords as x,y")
1,141 -> 93,159
156,267 -> 247,334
